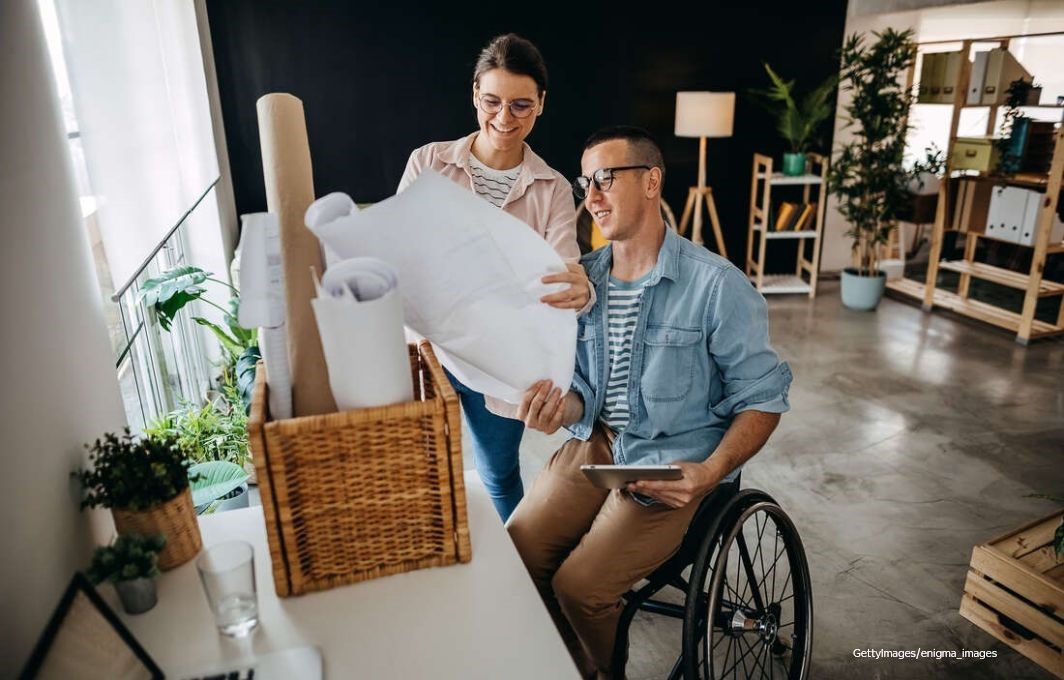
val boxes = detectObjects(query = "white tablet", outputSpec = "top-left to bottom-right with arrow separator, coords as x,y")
580,464 -> 683,490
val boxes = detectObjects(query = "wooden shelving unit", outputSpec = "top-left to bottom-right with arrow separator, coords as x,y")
745,153 -> 827,298
886,32 -> 1064,344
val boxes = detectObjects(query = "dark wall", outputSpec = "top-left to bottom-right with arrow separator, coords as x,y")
207,0 -> 847,264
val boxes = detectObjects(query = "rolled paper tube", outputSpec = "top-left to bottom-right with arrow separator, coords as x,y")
256,93 -> 337,416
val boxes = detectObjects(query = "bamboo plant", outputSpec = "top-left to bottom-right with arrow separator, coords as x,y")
827,28 -> 920,277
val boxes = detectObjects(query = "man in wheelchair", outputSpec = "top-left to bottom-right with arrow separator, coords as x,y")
508,126 -> 793,679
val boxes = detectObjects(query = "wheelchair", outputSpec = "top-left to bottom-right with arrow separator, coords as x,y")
612,474 -> 813,679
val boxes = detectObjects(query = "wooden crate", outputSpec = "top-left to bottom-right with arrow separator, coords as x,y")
960,511 -> 1064,678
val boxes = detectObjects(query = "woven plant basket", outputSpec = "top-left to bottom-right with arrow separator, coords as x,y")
249,341 -> 471,597
112,487 -> 202,570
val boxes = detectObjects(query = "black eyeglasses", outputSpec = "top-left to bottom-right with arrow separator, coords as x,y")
476,93 -> 538,119
572,165 -> 651,199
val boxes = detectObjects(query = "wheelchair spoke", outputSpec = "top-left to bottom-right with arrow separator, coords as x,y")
721,631 -> 760,678
745,636 -> 770,679
770,527 -> 780,603
736,532 -> 767,612
724,577 -> 751,610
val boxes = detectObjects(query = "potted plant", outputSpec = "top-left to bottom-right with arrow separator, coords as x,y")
85,534 -> 166,614
827,28 -> 919,310
74,429 -> 203,570
146,377 -> 253,480
995,78 -> 1039,175
138,265 -> 260,411
190,460 -> 251,515
749,63 -> 838,176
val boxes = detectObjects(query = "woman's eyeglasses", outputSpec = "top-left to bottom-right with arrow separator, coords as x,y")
571,166 -> 651,199
476,94 -> 537,119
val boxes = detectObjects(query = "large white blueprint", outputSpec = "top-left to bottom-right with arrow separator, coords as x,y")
306,170 -> 576,404
312,257 -> 414,410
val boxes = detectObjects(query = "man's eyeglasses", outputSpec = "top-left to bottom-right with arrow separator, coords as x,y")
476,93 -> 538,119
571,166 -> 651,199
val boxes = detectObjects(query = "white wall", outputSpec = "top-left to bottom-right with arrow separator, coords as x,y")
0,0 -> 128,674
823,0 -> 1064,272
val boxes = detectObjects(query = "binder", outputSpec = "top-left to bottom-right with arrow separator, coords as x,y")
792,203 -> 816,231
774,202 -> 799,231
968,51 -> 989,105
939,52 -> 963,103
918,53 -> 937,102
981,48 -> 1032,105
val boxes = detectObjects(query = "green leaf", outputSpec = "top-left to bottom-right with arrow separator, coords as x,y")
235,345 -> 261,413
138,266 -> 212,329
193,317 -> 242,356
189,461 -> 249,508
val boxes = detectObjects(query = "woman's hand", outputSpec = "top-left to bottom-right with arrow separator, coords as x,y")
540,263 -> 591,310
517,380 -> 583,434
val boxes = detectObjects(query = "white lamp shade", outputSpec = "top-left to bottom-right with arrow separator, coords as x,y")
674,91 -> 735,138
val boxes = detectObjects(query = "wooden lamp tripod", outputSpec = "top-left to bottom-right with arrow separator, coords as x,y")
674,91 -> 735,258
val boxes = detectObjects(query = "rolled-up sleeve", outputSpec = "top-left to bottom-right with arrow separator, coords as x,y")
565,371 -> 596,441
706,267 -> 792,418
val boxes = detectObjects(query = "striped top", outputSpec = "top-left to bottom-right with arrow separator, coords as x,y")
600,273 -> 651,432
468,154 -> 522,208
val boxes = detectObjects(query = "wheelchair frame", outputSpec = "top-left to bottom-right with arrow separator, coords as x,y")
611,477 -> 813,679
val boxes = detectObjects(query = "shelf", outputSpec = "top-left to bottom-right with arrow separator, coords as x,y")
748,153 -> 827,300
750,274 -> 811,295
885,278 -> 1064,338
767,173 -> 823,186
938,260 -> 1064,296
752,222 -> 819,239
952,173 -> 1054,192
914,102 -> 1064,111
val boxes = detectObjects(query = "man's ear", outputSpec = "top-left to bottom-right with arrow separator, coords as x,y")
537,90 -> 547,117
646,167 -> 663,198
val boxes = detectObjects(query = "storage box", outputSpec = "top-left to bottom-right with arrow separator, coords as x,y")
950,179 -> 990,234
960,512 -> 1064,678
248,342 -> 471,596
952,137 -> 1001,172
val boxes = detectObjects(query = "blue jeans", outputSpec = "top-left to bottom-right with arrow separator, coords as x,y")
445,369 -> 524,521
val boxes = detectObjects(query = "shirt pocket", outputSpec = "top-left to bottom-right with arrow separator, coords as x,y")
641,325 -> 703,402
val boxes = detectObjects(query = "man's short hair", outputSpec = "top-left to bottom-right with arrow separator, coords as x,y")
583,126 -> 666,184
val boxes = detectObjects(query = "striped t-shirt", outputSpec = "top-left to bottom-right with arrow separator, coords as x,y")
600,272 -> 651,432
468,154 -> 522,208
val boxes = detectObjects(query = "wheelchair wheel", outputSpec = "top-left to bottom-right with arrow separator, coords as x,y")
683,491 -> 813,679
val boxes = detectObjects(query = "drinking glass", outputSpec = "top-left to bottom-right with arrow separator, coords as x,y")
196,540 -> 259,637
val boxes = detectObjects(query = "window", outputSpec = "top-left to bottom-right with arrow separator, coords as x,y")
38,0 -> 223,431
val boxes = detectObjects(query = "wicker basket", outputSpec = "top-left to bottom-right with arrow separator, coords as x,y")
112,487 -> 203,570
248,341 -> 471,596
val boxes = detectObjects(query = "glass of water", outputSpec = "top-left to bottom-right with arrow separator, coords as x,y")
196,541 -> 259,637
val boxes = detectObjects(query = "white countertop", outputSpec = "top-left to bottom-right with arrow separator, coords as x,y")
117,472 -> 580,680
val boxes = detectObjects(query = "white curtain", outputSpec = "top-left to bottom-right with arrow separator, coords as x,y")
55,0 -> 220,290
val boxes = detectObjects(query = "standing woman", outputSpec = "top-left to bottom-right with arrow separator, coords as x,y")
398,33 -> 591,522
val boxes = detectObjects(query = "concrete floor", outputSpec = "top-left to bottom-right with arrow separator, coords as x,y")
466,281 -> 1064,680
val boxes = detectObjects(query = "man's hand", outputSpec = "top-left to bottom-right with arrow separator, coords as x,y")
540,263 -> 591,310
627,460 -> 726,509
517,380 -> 582,434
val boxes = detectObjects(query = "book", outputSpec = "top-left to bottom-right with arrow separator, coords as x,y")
774,202 -> 800,231
792,203 -> 816,232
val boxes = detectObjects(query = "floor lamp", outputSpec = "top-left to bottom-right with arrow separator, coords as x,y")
675,91 -> 734,257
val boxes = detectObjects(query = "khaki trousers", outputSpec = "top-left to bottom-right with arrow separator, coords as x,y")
507,426 -> 703,679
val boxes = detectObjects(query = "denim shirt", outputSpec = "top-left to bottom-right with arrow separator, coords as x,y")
566,228 -> 792,481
